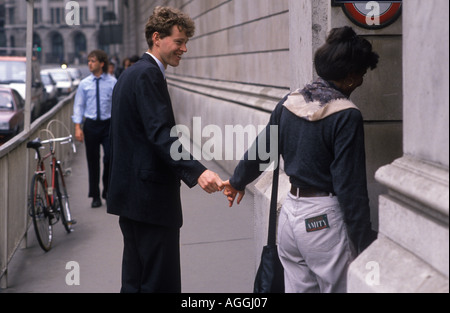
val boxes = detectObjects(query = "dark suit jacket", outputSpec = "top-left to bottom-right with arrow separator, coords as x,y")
107,53 -> 206,228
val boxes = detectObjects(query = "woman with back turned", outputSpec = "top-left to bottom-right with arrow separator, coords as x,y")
223,26 -> 379,293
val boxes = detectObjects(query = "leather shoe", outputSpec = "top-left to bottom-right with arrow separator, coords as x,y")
91,197 -> 102,208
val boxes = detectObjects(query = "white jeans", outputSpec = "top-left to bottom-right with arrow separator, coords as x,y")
277,192 -> 356,293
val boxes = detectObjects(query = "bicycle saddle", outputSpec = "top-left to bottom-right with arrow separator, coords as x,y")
27,139 -> 42,150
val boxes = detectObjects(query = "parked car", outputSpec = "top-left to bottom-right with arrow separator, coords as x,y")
41,68 -> 75,97
0,87 -> 25,143
0,56 -> 46,120
40,70 -> 58,109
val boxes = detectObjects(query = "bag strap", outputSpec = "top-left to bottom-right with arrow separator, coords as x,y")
267,161 -> 280,246
267,106 -> 282,246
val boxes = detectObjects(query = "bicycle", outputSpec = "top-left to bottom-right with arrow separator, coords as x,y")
27,121 -> 77,252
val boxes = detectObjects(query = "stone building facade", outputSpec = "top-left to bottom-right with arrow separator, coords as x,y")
2,0 -> 446,292
0,0 -> 120,64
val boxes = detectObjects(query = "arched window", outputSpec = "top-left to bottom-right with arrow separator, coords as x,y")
50,32 -> 64,64
73,32 -> 87,64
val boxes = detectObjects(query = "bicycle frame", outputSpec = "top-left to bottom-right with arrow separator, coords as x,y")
30,136 -> 74,211
33,146 -> 57,211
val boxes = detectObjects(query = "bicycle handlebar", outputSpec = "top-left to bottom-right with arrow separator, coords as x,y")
43,135 -> 77,154
28,135 -> 77,154
40,135 -> 73,145
58,136 -> 77,154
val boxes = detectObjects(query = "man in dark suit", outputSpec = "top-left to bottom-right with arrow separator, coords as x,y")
107,6 -> 224,293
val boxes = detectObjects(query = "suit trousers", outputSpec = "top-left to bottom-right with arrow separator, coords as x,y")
83,118 -> 110,199
277,193 -> 356,293
119,216 -> 181,293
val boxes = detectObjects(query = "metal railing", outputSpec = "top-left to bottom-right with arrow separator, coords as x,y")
0,92 -> 76,288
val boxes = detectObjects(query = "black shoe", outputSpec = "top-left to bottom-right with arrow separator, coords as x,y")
91,197 -> 102,208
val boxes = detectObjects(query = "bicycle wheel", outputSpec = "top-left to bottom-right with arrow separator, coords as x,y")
29,174 -> 53,252
55,164 -> 75,233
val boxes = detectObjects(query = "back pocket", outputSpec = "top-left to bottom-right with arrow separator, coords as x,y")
301,207 -> 341,252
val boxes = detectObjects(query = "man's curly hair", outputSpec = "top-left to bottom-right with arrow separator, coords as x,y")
88,50 -> 109,73
145,6 -> 195,49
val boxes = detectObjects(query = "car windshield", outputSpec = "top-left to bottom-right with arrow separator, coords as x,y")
69,69 -> 82,79
48,71 -> 70,82
0,61 -> 26,84
0,91 -> 14,110
41,74 -> 53,85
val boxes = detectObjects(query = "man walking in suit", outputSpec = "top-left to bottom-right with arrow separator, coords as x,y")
107,6 -> 224,293
73,50 -> 117,208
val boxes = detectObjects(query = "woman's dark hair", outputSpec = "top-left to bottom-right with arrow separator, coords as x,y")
314,26 -> 379,81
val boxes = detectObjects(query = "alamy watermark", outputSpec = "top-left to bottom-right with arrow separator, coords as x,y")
365,1 -> 381,26
170,117 -> 279,171
65,1 -> 80,26
65,261 -> 80,286
365,261 -> 381,286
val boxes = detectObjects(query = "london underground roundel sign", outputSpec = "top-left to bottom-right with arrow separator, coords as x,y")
332,1 -> 402,30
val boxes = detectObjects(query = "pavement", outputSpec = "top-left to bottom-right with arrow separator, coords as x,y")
1,141 -> 255,293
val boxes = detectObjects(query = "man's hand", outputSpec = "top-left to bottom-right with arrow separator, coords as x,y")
198,170 -> 224,194
75,124 -> 84,143
222,180 -> 245,207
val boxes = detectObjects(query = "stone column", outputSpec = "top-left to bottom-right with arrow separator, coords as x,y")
347,0 -> 449,293
87,0 -> 96,23
289,0 -> 328,91
41,0 -> 50,24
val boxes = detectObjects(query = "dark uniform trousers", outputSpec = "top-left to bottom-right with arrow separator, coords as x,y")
119,216 -> 181,293
83,118 -> 111,199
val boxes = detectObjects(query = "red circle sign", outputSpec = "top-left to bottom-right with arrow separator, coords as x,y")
334,1 -> 402,29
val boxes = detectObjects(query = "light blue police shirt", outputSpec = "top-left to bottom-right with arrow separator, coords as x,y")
72,73 -> 117,124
